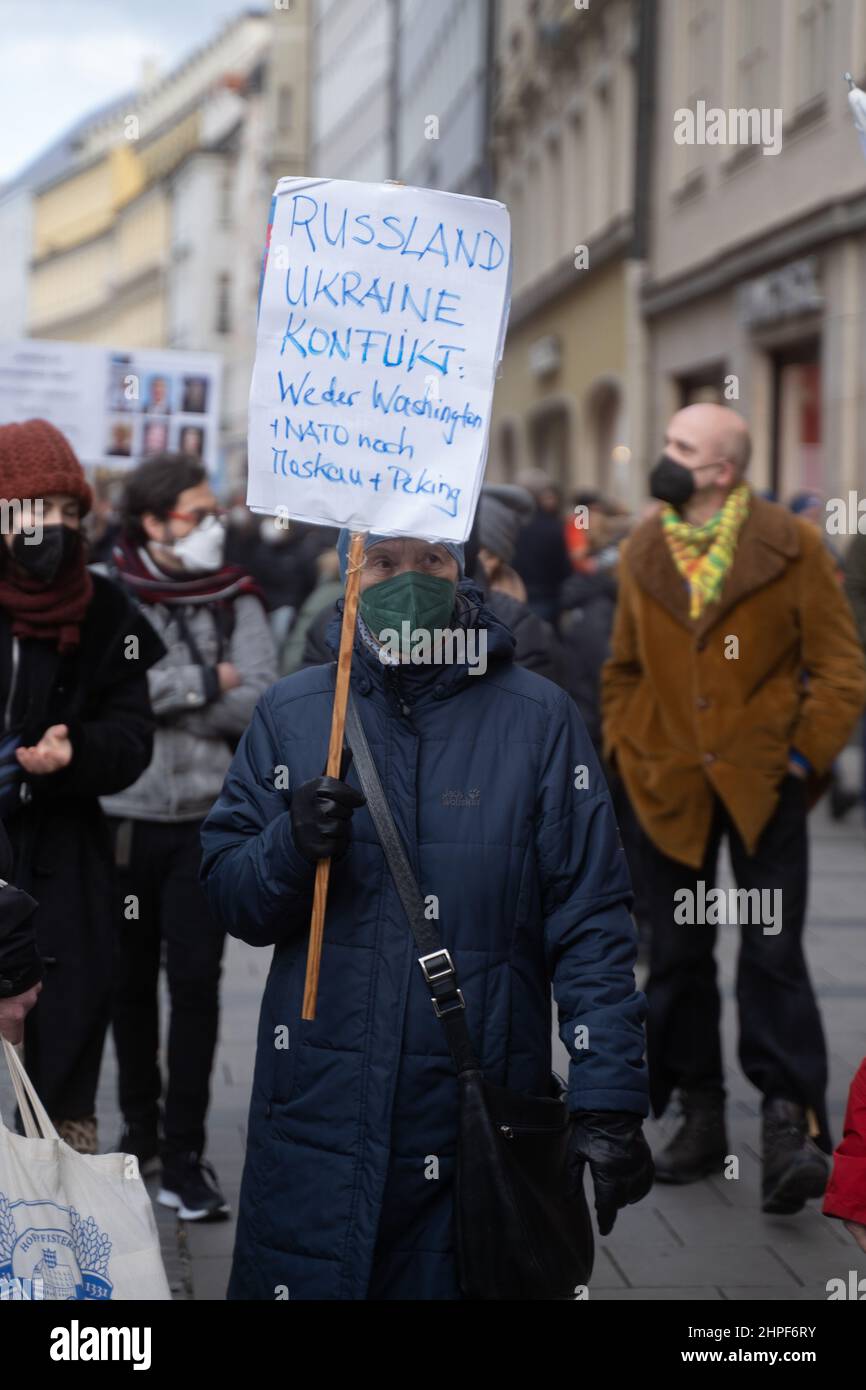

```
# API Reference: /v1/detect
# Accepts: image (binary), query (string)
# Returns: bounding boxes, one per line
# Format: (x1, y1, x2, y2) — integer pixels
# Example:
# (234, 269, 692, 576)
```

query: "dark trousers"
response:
(641, 774, 831, 1150)
(108, 817, 225, 1162)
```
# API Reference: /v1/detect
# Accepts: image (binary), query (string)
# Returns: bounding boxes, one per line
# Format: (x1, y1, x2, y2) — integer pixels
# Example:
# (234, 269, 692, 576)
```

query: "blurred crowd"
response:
(2, 409, 866, 1291)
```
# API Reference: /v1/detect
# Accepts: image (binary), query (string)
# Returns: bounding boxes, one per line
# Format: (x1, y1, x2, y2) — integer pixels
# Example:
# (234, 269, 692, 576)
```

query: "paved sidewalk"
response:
(4, 762, 865, 1301)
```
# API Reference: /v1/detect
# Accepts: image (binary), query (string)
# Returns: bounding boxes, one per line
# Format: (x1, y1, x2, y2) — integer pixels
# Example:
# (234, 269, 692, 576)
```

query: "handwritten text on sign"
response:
(247, 178, 511, 542)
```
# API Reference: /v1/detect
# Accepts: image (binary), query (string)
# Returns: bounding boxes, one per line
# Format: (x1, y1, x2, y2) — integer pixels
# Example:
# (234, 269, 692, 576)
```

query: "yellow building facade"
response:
(29, 126, 190, 348)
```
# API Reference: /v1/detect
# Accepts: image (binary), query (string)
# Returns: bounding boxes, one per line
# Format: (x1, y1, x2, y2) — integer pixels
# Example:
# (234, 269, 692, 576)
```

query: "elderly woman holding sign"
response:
(201, 526, 652, 1301)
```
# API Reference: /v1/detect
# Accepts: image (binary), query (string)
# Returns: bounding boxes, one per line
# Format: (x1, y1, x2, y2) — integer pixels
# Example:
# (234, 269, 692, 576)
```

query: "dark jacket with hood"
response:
(0, 571, 164, 1113)
(201, 582, 648, 1301)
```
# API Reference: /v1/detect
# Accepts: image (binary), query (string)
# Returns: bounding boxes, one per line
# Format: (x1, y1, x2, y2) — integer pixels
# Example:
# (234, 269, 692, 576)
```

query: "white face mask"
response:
(169, 515, 226, 572)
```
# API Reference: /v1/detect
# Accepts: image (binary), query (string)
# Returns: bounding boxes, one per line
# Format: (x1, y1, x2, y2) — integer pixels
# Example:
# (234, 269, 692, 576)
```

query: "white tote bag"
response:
(0, 1040, 171, 1301)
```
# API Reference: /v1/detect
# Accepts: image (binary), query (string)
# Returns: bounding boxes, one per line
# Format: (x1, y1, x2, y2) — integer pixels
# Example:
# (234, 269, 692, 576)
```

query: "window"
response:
(219, 166, 232, 227)
(796, 0, 832, 108)
(216, 273, 231, 334)
(677, 362, 728, 407)
(736, 0, 772, 110)
(682, 0, 716, 180)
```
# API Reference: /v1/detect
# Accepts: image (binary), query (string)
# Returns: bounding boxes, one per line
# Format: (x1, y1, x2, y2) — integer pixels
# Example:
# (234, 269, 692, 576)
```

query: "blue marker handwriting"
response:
(270, 448, 461, 517)
(277, 372, 360, 408)
(284, 267, 464, 327)
(270, 415, 415, 460)
(288, 195, 504, 273)
(371, 379, 483, 446)
(387, 465, 460, 517)
(280, 315, 465, 377)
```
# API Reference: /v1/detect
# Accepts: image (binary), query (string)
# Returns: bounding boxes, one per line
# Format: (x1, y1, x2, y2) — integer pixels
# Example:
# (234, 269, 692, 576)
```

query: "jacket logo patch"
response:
(440, 789, 481, 807)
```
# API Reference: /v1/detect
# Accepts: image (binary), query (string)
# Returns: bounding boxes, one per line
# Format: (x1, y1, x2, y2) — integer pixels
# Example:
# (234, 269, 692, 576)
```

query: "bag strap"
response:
(344, 695, 480, 1076)
(1, 1039, 60, 1140)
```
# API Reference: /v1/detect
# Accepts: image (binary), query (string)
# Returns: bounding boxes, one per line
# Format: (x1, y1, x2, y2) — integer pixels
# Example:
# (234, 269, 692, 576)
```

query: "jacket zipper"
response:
(385, 665, 412, 719)
(4, 636, 19, 732)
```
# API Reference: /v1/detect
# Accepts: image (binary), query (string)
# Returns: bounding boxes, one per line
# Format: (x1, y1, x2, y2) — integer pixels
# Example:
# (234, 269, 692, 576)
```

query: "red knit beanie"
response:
(0, 418, 92, 517)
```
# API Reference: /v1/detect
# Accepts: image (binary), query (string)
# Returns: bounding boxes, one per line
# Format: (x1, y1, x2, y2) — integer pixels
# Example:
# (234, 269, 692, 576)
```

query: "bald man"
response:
(602, 404, 866, 1214)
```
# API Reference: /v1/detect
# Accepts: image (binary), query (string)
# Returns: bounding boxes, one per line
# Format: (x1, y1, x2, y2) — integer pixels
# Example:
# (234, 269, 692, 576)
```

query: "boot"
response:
(761, 1097, 829, 1215)
(653, 1089, 728, 1184)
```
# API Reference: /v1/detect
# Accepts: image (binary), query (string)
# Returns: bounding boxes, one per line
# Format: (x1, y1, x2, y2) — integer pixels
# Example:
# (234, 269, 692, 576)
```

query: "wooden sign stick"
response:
(302, 530, 367, 1019)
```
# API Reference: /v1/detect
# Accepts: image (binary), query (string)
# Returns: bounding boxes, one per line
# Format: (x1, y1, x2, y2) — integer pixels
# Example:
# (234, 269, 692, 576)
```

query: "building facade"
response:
(311, 0, 493, 193)
(489, 0, 653, 507)
(11, 7, 313, 494)
(644, 0, 866, 502)
(396, 0, 493, 195)
(311, 0, 397, 180)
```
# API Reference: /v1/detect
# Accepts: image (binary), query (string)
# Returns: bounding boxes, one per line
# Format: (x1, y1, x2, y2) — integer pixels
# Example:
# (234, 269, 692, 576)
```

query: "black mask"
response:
(649, 455, 696, 508)
(11, 525, 82, 584)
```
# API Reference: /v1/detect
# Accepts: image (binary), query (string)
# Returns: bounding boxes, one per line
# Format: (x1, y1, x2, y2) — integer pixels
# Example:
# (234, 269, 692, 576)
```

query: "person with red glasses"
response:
(101, 453, 276, 1221)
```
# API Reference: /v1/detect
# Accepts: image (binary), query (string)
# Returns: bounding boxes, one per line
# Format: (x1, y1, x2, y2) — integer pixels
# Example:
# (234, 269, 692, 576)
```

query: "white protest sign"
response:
(247, 178, 511, 542)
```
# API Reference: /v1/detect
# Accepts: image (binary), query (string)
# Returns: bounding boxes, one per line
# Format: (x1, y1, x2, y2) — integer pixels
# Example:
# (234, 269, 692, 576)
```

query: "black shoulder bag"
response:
(344, 696, 594, 1301)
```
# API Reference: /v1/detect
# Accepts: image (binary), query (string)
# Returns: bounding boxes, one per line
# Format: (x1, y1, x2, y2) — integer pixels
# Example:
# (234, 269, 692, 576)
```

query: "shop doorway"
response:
(771, 339, 822, 502)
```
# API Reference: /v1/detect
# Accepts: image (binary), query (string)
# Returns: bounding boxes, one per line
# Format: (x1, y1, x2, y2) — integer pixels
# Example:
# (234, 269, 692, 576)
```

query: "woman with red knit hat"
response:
(0, 418, 164, 1151)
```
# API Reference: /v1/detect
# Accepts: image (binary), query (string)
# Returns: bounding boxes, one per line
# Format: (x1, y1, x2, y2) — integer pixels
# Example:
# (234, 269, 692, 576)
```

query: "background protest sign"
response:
(0, 338, 222, 477)
(247, 177, 512, 543)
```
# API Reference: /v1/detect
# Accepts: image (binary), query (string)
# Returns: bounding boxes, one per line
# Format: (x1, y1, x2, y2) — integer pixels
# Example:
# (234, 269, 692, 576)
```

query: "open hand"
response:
(16, 724, 73, 775)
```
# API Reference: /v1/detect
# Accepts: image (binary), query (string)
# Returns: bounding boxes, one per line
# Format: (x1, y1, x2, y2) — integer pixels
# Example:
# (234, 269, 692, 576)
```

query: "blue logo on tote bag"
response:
(0, 1193, 113, 1300)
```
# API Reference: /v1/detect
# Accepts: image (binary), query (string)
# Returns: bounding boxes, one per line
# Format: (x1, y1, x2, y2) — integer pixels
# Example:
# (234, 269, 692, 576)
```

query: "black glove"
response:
(289, 775, 366, 864)
(567, 1111, 654, 1236)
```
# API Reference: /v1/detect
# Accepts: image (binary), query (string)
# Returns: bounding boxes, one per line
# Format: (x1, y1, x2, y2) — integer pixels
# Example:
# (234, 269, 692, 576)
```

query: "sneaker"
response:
(761, 1097, 829, 1215)
(653, 1089, 728, 1185)
(158, 1154, 230, 1222)
(56, 1116, 98, 1154)
(117, 1122, 161, 1178)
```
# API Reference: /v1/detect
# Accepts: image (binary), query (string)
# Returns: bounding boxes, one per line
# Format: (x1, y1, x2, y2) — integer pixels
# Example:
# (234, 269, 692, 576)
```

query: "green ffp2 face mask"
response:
(359, 570, 457, 644)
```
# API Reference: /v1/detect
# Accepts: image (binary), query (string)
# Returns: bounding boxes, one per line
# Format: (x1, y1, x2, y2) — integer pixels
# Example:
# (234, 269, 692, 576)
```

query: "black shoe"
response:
(117, 1122, 161, 1178)
(653, 1090, 728, 1184)
(761, 1098, 829, 1215)
(158, 1154, 230, 1222)
(829, 786, 860, 821)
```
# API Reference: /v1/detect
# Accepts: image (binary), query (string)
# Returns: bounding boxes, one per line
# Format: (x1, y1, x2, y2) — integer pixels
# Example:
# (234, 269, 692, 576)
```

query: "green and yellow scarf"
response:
(661, 483, 751, 619)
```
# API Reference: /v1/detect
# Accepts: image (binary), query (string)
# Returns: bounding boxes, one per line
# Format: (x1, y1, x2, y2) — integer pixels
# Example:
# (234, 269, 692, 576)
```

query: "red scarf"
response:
(110, 535, 265, 609)
(0, 552, 93, 653)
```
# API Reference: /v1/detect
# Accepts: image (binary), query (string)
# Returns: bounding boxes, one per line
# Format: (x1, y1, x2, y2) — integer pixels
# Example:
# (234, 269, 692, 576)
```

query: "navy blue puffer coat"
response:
(200, 585, 648, 1300)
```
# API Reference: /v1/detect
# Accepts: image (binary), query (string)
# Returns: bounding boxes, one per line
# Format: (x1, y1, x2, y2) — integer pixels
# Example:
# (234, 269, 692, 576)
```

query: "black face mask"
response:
(649, 454, 697, 508)
(11, 525, 82, 584)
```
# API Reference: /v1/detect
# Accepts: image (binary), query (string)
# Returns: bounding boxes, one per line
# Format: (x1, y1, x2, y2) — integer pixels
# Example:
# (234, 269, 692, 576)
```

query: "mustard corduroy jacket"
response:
(601, 494, 866, 868)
